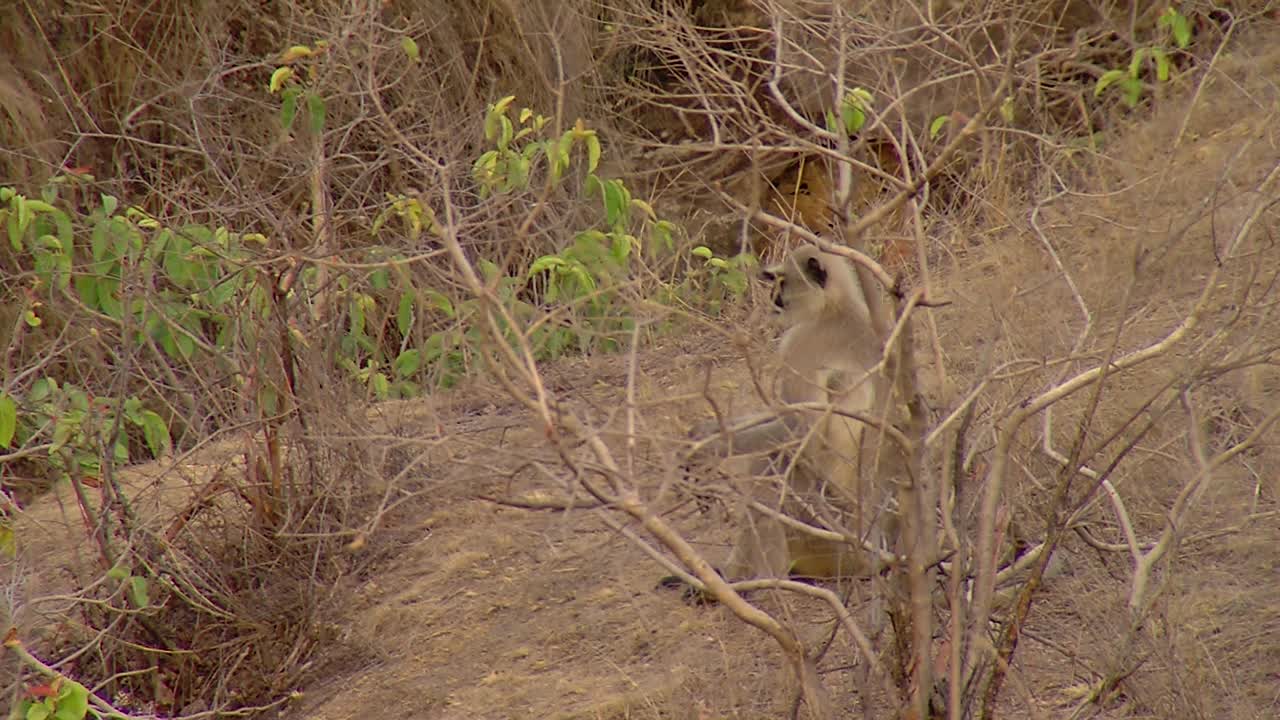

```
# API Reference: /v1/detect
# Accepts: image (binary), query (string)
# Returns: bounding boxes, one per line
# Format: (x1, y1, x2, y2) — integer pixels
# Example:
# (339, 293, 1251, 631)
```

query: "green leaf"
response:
(90, 218, 112, 263)
(258, 385, 279, 416)
(848, 87, 874, 106)
(929, 115, 950, 139)
(393, 349, 422, 377)
(611, 232, 638, 263)
(147, 227, 172, 262)
(1129, 48, 1148, 78)
(371, 372, 390, 399)
(1094, 69, 1128, 97)
(370, 207, 392, 237)
(269, 66, 295, 93)
(691, 245, 713, 260)
(348, 296, 366, 337)
(471, 150, 499, 186)
(1172, 14, 1191, 49)
(127, 576, 149, 609)
(505, 153, 529, 191)
(22, 199, 55, 214)
(574, 229, 608, 248)
(1160, 8, 1192, 49)
(53, 681, 89, 720)
(50, 417, 74, 454)
(651, 220, 676, 253)
(205, 274, 241, 307)
(0, 393, 15, 448)
(26, 699, 51, 720)
(630, 198, 656, 221)
(1122, 77, 1143, 108)
(29, 378, 54, 403)
(66, 387, 90, 413)
(175, 333, 196, 360)
(520, 141, 542, 164)
(569, 266, 595, 293)
(14, 197, 32, 240)
(33, 232, 62, 252)
(52, 209, 73, 249)
(999, 96, 1015, 124)
(840, 100, 865, 134)
(498, 115, 514, 151)
(139, 410, 171, 458)
(129, 206, 159, 230)
(280, 87, 300, 130)
(96, 278, 122, 320)
(555, 132, 573, 182)
(602, 179, 630, 228)
(401, 35, 420, 62)
(823, 110, 839, 135)
(492, 95, 516, 118)
(0, 524, 14, 559)
(483, 107, 501, 142)
(101, 193, 118, 216)
(585, 133, 601, 173)
(837, 88, 873, 134)
(484, 96, 516, 142)
(123, 396, 144, 425)
(424, 333, 446, 362)
(4, 210, 18, 252)
(54, 251, 73, 291)
(528, 256, 565, 276)
(425, 289, 454, 317)
(306, 92, 326, 134)
(1152, 48, 1170, 82)
(394, 291, 415, 336)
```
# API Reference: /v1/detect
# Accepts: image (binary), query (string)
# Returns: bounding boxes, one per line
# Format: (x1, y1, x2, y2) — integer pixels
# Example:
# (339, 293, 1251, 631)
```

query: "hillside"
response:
(3, 3, 1279, 720)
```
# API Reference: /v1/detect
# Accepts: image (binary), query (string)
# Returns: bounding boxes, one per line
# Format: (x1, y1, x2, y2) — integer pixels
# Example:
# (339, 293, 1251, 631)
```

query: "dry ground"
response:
(10, 24, 1280, 720)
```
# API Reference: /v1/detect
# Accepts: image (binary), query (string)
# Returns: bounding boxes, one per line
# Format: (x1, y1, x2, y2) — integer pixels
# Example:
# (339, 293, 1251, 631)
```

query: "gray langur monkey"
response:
(665, 245, 906, 594)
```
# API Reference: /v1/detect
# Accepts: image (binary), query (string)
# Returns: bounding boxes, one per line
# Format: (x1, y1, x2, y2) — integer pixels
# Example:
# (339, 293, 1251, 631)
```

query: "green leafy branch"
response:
(684, 246, 756, 315)
(5, 629, 123, 720)
(825, 87, 874, 136)
(0, 379, 171, 487)
(471, 96, 603, 195)
(268, 41, 330, 133)
(1095, 7, 1192, 108)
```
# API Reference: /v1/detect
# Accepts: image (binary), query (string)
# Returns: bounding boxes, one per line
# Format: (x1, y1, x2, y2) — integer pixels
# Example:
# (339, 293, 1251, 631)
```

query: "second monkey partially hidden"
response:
(671, 245, 906, 594)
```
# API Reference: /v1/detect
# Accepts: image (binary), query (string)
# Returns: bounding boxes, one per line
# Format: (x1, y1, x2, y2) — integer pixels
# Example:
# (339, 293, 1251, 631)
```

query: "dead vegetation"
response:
(2, 1, 1279, 719)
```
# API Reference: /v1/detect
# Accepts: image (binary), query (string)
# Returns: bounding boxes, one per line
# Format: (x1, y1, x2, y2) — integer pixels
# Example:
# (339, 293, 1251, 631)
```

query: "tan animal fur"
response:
(686, 245, 904, 585)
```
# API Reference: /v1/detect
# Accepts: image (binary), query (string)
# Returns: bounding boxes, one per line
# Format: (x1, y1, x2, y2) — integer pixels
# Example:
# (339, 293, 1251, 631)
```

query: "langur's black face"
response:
(762, 249, 834, 323)
(760, 266, 784, 311)
(800, 255, 828, 288)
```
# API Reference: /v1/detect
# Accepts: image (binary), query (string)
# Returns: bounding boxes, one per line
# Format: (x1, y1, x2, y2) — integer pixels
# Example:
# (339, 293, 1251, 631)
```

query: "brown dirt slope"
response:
(283, 32, 1280, 720)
